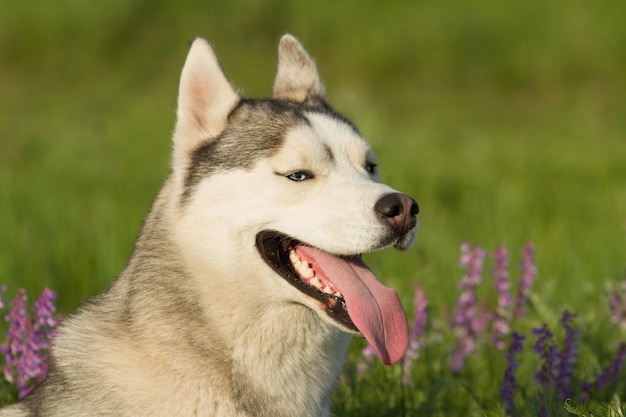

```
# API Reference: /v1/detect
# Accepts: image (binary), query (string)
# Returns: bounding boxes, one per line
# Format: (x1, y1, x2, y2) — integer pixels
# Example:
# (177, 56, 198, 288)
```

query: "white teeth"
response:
(310, 277, 322, 289)
(288, 248, 344, 299)
(290, 250, 315, 279)
(301, 267, 314, 279)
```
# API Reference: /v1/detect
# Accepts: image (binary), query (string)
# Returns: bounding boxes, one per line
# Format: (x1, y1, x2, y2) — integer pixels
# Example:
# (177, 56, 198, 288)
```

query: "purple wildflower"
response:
(608, 276, 626, 331)
(15, 331, 45, 399)
(500, 332, 525, 417)
(402, 284, 428, 385)
(513, 243, 537, 318)
(580, 342, 626, 403)
(491, 245, 512, 350)
(451, 243, 486, 372)
(2, 289, 31, 397)
(406, 285, 429, 359)
(533, 324, 558, 417)
(533, 324, 558, 388)
(31, 288, 59, 351)
(555, 310, 580, 400)
(0, 284, 6, 309)
(2, 288, 60, 399)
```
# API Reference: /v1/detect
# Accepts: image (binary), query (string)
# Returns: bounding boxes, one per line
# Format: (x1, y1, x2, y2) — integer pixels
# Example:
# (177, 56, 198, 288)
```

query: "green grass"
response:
(1, 0, 625, 415)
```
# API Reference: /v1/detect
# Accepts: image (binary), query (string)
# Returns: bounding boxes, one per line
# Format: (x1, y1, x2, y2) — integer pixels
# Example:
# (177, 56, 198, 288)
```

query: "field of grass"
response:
(1, 0, 625, 415)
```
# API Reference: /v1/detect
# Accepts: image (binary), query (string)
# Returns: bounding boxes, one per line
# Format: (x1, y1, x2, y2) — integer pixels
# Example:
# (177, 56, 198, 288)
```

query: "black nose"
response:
(374, 193, 419, 236)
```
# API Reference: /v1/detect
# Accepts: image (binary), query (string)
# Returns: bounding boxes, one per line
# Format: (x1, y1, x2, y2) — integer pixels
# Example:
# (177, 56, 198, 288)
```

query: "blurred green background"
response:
(1, 0, 625, 313)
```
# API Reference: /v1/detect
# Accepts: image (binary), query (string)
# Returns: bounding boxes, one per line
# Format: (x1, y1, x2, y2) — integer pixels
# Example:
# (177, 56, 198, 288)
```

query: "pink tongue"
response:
(296, 246, 408, 365)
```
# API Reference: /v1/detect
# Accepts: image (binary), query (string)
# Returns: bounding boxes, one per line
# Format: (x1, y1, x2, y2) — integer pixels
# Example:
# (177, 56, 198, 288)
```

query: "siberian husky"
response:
(1, 34, 418, 417)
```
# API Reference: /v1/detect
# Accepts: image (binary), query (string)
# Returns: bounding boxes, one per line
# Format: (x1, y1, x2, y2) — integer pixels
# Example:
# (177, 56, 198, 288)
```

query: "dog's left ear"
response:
(173, 38, 240, 167)
(272, 35, 325, 102)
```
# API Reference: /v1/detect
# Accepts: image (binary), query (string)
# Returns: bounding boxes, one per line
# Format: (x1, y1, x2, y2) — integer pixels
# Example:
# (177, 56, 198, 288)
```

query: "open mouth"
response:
(255, 230, 409, 365)
(255, 230, 357, 332)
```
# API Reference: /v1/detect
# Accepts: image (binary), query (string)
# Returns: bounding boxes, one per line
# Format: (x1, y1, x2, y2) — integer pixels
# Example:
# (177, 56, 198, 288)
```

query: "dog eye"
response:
(365, 161, 378, 175)
(287, 171, 314, 182)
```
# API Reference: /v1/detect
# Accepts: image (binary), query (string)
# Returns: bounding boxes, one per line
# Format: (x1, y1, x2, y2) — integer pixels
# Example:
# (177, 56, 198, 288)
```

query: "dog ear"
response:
(272, 35, 325, 102)
(173, 38, 240, 162)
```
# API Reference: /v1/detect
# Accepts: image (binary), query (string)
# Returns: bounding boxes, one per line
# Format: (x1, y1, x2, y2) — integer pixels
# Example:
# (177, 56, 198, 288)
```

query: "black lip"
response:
(255, 230, 357, 332)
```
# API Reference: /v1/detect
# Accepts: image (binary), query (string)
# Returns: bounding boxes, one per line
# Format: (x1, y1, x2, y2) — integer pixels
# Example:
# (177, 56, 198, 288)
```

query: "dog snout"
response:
(375, 193, 419, 236)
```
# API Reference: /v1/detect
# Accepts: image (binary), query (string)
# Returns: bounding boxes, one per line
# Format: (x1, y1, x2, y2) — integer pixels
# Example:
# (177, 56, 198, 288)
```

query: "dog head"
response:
(170, 35, 418, 365)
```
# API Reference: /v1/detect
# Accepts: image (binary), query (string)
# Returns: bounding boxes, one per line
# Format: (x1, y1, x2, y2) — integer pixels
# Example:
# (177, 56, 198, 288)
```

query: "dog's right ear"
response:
(173, 38, 240, 166)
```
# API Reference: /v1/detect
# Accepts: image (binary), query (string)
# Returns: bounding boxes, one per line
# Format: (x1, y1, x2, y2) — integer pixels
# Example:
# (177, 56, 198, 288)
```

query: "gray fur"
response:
(183, 99, 355, 201)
